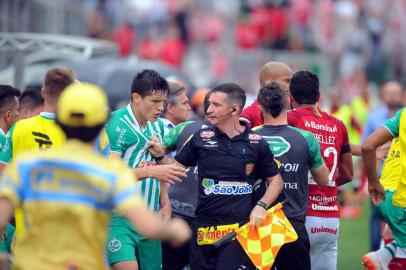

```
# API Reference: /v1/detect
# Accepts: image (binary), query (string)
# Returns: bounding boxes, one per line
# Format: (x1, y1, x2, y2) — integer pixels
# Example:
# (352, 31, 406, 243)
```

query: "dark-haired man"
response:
(287, 70, 353, 270)
(172, 83, 284, 270)
(18, 89, 44, 120)
(105, 69, 187, 270)
(253, 82, 328, 270)
(0, 83, 191, 270)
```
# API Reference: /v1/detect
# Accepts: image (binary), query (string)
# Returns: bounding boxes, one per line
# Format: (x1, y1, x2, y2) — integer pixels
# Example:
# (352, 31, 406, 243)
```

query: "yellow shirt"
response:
(0, 140, 141, 270)
(0, 113, 111, 235)
(380, 138, 400, 190)
(383, 107, 406, 206)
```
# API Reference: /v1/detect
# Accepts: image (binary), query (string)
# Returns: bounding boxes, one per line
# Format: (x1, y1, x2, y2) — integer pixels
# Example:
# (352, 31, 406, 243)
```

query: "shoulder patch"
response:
(200, 130, 215, 139)
(248, 133, 262, 141)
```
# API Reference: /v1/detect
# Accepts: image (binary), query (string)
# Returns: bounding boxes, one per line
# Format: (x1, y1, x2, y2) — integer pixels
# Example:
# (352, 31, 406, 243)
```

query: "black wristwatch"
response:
(153, 154, 166, 161)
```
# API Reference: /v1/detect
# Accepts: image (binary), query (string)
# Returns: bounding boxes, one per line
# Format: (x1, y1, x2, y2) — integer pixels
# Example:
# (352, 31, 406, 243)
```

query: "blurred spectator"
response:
(160, 23, 186, 68)
(112, 22, 136, 57)
(190, 87, 210, 120)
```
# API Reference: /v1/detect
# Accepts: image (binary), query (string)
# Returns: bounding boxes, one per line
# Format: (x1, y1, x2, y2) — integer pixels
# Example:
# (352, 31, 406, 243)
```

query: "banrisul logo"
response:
(202, 178, 252, 196)
(262, 136, 291, 157)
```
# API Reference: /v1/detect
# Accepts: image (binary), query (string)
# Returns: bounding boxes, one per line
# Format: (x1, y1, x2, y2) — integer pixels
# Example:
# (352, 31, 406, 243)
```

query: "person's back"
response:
(0, 113, 65, 164)
(7, 140, 137, 270)
(287, 70, 352, 270)
(288, 107, 349, 216)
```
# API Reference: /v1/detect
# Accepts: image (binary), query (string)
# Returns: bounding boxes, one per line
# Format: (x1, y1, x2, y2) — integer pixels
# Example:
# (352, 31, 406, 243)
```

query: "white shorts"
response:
(305, 216, 340, 270)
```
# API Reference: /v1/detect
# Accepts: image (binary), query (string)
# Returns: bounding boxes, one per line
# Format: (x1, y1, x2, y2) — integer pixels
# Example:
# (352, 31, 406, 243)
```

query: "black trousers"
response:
(272, 218, 311, 270)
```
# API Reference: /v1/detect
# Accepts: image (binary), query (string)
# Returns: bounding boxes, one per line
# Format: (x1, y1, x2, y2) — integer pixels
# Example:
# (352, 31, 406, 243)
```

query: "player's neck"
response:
(43, 101, 56, 113)
(0, 120, 7, 134)
(263, 114, 287, 126)
(216, 118, 245, 138)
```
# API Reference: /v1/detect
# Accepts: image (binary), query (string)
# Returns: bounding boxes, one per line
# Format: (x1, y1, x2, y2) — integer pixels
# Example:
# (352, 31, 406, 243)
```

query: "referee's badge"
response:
(245, 163, 255, 176)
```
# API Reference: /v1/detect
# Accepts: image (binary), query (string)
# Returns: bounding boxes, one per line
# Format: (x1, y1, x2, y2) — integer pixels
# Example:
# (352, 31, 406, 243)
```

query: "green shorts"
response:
(378, 190, 406, 248)
(107, 221, 162, 270)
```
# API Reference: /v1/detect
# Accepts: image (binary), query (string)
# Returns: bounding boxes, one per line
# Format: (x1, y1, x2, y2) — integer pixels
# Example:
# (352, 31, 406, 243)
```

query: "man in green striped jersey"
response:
(0, 85, 20, 267)
(106, 70, 187, 270)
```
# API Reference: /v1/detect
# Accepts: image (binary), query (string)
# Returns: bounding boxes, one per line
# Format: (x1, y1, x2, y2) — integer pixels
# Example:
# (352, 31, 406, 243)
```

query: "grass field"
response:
(338, 201, 371, 270)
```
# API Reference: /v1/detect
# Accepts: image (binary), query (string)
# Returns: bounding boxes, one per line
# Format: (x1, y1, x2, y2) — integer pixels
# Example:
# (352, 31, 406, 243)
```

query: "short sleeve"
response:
(174, 133, 198, 167)
(105, 117, 126, 155)
(0, 160, 22, 207)
(113, 166, 143, 214)
(383, 108, 404, 138)
(337, 120, 351, 154)
(305, 133, 324, 168)
(240, 105, 255, 125)
(164, 121, 192, 151)
(98, 129, 111, 158)
(257, 139, 283, 178)
(0, 126, 14, 165)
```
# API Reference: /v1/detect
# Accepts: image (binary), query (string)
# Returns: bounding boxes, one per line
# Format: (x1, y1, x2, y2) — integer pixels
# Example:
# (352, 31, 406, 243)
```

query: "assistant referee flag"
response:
(236, 203, 298, 270)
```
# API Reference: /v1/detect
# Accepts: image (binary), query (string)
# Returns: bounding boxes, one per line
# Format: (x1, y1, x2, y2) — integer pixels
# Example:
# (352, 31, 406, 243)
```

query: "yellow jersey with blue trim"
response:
(0, 140, 141, 270)
(0, 112, 65, 164)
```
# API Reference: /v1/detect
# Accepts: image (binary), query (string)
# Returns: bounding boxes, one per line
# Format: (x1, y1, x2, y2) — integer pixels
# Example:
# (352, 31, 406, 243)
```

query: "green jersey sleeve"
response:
(0, 125, 14, 164)
(290, 126, 324, 168)
(0, 224, 15, 253)
(163, 121, 193, 151)
(383, 107, 405, 138)
(105, 116, 126, 155)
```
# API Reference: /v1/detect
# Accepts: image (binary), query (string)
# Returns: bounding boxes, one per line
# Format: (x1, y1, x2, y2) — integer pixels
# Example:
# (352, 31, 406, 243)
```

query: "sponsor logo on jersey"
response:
(282, 163, 299, 172)
(248, 134, 262, 141)
(304, 121, 337, 132)
(262, 136, 290, 157)
(108, 238, 122, 252)
(309, 195, 337, 204)
(32, 132, 52, 149)
(200, 130, 215, 139)
(284, 182, 298, 189)
(245, 162, 255, 176)
(139, 160, 157, 168)
(202, 178, 253, 195)
(116, 127, 127, 145)
(310, 226, 338, 234)
(311, 203, 338, 211)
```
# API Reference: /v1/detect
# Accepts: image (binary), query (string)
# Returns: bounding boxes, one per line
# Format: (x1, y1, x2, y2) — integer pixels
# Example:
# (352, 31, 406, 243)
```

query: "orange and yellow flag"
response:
(236, 203, 298, 270)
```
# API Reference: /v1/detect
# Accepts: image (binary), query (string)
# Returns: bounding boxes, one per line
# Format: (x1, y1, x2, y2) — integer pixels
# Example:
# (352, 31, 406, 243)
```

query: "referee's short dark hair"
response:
(211, 83, 246, 112)
(0, 85, 20, 113)
(289, 70, 320, 105)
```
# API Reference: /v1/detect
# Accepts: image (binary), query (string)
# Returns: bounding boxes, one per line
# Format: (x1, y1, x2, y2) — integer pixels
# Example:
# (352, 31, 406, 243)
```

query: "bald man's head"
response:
(259, 62, 293, 90)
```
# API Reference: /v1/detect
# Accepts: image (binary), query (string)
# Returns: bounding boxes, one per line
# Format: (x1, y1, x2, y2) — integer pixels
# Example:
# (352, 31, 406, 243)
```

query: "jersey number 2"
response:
(324, 146, 338, 184)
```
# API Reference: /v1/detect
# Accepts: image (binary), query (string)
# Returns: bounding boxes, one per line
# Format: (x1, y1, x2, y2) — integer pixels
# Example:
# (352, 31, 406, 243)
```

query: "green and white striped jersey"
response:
(0, 128, 6, 152)
(106, 104, 165, 211)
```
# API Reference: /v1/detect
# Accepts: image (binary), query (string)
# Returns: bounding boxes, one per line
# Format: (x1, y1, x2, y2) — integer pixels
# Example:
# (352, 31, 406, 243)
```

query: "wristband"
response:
(256, 200, 269, 210)
(154, 154, 165, 161)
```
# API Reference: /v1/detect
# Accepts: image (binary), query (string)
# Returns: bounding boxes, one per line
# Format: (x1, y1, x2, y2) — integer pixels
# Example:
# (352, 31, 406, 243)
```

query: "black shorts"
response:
(189, 222, 255, 270)
(272, 218, 310, 270)
(162, 215, 194, 270)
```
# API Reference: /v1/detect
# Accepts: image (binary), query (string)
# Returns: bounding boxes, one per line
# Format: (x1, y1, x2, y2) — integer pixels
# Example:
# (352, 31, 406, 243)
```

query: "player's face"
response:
(170, 91, 191, 124)
(206, 92, 232, 126)
(134, 91, 167, 122)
